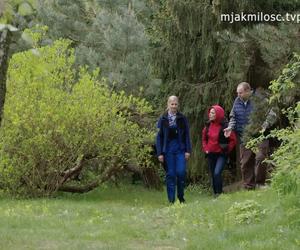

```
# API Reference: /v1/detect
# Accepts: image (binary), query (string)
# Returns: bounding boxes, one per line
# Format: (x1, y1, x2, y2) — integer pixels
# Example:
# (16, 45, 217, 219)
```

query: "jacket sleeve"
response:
(202, 127, 208, 152)
(184, 116, 192, 153)
(155, 117, 163, 156)
(262, 107, 279, 131)
(228, 130, 237, 153)
(228, 99, 237, 130)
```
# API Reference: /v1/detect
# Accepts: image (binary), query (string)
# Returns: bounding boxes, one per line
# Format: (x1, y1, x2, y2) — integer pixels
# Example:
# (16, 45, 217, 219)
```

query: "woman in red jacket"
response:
(202, 105, 237, 196)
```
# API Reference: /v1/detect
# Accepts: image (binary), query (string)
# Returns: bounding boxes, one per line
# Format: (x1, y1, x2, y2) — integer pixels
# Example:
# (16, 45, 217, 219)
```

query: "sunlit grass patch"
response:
(0, 184, 299, 249)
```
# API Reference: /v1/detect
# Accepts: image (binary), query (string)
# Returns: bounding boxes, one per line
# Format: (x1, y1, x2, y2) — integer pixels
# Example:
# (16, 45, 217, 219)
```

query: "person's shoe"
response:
(169, 200, 175, 205)
(256, 184, 268, 190)
(213, 193, 221, 199)
(244, 184, 255, 190)
(179, 198, 185, 204)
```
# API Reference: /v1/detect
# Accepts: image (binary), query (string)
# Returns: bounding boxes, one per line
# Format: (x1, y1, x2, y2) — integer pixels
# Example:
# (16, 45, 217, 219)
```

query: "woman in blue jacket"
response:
(156, 96, 192, 203)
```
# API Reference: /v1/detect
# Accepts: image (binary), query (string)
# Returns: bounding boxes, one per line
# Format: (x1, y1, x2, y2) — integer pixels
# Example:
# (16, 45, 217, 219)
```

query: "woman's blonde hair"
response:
(166, 95, 179, 111)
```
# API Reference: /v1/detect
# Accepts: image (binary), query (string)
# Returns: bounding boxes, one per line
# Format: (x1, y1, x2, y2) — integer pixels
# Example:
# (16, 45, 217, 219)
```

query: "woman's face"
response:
(168, 99, 178, 113)
(209, 108, 216, 121)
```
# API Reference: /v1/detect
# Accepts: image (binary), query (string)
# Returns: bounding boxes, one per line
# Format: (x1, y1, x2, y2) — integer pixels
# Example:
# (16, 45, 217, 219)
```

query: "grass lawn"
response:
(0, 184, 299, 250)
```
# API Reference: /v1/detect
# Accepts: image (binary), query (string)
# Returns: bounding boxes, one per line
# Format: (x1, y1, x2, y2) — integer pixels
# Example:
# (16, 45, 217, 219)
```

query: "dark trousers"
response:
(165, 151, 186, 203)
(240, 144, 256, 189)
(207, 153, 227, 194)
(255, 139, 270, 185)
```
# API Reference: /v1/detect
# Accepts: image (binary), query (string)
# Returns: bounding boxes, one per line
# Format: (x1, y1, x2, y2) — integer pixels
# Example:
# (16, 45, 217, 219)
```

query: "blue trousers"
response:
(207, 153, 227, 194)
(165, 151, 186, 203)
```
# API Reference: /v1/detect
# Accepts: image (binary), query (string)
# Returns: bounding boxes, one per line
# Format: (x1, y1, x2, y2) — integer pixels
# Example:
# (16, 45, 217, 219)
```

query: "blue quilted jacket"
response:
(228, 97, 253, 139)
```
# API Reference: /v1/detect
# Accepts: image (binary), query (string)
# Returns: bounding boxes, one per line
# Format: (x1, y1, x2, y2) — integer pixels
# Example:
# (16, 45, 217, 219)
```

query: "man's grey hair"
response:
(238, 82, 251, 91)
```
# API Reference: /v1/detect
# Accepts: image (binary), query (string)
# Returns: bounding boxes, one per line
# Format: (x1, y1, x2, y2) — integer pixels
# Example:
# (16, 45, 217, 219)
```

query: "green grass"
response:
(0, 184, 299, 250)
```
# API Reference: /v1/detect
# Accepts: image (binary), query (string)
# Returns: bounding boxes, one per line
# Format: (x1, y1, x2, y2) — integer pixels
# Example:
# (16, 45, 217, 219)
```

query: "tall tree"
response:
(0, 0, 38, 124)
(148, 0, 300, 183)
(37, 0, 158, 96)
(0, 26, 12, 124)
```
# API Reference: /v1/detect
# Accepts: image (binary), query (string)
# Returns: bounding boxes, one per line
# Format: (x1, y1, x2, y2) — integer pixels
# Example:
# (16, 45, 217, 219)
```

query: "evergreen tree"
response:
(37, 0, 157, 96)
(148, 0, 300, 183)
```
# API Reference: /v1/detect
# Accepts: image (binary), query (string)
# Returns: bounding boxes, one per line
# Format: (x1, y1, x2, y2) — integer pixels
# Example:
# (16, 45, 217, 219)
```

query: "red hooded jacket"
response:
(202, 105, 237, 153)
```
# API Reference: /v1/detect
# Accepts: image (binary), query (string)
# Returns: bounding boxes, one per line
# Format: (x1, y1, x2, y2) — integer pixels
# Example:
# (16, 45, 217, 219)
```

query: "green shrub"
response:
(268, 53, 300, 197)
(226, 200, 266, 224)
(0, 39, 155, 197)
(246, 53, 300, 197)
(270, 105, 300, 196)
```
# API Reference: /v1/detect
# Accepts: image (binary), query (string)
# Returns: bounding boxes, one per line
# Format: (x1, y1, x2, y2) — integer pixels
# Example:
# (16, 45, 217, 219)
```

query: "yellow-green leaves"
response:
(0, 39, 155, 197)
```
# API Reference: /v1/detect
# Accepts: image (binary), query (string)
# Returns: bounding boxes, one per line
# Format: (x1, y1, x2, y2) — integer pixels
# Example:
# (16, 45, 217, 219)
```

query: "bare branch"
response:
(59, 155, 85, 187)
(58, 161, 120, 193)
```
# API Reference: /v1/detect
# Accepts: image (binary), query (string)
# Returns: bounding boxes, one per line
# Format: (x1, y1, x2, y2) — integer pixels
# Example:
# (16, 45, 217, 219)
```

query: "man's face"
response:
(237, 86, 250, 101)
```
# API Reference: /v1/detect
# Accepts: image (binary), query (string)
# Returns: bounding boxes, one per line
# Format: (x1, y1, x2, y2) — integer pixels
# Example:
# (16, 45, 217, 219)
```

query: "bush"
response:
(245, 53, 300, 197)
(226, 200, 266, 224)
(268, 53, 300, 197)
(0, 39, 156, 197)
(270, 105, 300, 196)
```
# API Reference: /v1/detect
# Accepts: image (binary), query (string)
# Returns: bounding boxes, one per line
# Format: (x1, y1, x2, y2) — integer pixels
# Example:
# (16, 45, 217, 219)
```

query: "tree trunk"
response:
(0, 1, 5, 17)
(0, 28, 11, 125)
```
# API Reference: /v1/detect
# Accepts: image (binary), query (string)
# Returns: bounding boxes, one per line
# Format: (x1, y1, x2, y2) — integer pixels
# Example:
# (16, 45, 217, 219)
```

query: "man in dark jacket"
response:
(224, 82, 256, 189)
(242, 87, 279, 188)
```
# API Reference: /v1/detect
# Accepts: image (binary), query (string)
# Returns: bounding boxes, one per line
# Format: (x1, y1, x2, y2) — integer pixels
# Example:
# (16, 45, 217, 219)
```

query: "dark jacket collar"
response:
(162, 111, 184, 119)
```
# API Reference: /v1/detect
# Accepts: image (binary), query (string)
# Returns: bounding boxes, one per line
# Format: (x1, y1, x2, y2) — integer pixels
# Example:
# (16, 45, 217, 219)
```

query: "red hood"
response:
(208, 105, 225, 123)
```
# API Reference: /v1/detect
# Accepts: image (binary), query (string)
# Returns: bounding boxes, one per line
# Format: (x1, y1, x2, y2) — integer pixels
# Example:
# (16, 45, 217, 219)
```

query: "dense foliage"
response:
(271, 108, 300, 196)
(37, 0, 158, 96)
(0, 39, 157, 197)
(267, 54, 300, 197)
(245, 53, 300, 197)
(147, 0, 300, 182)
(1, 0, 299, 194)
